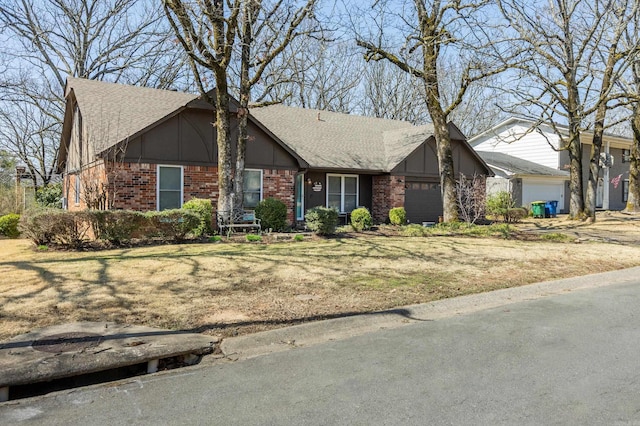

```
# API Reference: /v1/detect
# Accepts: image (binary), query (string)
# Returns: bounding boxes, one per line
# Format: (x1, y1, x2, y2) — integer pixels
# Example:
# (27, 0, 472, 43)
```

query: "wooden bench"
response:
(216, 210, 261, 233)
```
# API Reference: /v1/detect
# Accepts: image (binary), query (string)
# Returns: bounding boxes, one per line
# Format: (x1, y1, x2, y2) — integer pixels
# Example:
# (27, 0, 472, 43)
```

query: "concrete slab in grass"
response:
(0, 322, 217, 401)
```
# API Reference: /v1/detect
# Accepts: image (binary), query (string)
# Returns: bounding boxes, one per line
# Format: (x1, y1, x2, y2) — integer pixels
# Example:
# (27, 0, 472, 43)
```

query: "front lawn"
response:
(3, 221, 640, 341)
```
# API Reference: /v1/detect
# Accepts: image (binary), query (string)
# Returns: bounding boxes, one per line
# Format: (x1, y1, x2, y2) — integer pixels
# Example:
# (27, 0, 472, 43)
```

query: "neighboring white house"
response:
(469, 117, 634, 212)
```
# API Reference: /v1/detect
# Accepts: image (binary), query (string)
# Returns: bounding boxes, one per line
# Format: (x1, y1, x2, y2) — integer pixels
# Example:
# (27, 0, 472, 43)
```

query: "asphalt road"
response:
(3, 277, 640, 425)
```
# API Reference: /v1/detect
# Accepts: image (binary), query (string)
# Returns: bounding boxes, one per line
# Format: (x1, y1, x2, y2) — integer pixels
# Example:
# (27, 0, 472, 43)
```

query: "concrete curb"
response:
(219, 267, 640, 361)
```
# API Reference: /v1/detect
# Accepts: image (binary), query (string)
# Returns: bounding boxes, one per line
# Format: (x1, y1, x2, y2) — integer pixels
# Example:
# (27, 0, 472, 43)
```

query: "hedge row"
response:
(19, 209, 201, 248)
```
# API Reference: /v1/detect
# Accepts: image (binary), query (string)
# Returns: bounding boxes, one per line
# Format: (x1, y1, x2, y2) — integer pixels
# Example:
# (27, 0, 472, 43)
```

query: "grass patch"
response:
(401, 223, 516, 238)
(539, 232, 572, 242)
(1, 213, 640, 342)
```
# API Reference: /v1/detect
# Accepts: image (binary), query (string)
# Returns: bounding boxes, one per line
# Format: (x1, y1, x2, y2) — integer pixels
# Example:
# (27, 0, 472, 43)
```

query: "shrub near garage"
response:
(389, 207, 407, 225)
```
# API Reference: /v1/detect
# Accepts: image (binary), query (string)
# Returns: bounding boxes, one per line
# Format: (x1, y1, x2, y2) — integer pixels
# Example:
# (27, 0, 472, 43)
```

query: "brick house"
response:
(58, 78, 492, 225)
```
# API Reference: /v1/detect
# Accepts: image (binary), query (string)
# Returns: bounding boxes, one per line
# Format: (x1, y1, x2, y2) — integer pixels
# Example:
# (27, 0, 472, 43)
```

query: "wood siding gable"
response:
(123, 108, 300, 169)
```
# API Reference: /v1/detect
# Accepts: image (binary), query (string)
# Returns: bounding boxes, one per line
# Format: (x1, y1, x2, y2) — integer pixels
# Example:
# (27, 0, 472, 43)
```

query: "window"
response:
(74, 174, 81, 205)
(243, 169, 263, 208)
(623, 149, 631, 163)
(623, 179, 629, 203)
(157, 165, 183, 210)
(295, 173, 305, 220)
(327, 174, 358, 213)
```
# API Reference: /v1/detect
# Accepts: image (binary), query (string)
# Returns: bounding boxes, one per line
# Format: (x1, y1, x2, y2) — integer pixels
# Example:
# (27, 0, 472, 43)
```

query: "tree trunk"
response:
(567, 129, 584, 219)
(584, 130, 602, 221)
(626, 108, 640, 212)
(214, 71, 234, 217)
(422, 40, 457, 222)
(233, 1, 255, 213)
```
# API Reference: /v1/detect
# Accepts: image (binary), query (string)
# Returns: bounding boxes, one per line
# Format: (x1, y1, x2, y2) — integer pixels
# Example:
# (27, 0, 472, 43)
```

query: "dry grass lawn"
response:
(2, 211, 640, 341)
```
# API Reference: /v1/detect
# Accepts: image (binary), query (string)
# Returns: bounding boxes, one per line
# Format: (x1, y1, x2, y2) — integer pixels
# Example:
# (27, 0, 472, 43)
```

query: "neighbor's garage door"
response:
(404, 180, 442, 224)
(522, 181, 565, 212)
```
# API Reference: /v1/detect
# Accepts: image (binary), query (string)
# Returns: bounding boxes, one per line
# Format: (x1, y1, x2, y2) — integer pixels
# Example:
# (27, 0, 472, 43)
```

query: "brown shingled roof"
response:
(250, 104, 433, 171)
(65, 77, 198, 153)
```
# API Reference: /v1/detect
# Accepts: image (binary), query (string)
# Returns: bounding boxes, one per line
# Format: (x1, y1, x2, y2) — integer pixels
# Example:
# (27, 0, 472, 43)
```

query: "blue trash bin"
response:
(545, 201, 558, 218)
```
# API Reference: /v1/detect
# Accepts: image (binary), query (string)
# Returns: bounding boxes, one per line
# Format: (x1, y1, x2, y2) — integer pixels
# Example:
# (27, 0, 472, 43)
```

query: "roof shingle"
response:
(250, 105, 427, 171)
(66, 77, 198, 152)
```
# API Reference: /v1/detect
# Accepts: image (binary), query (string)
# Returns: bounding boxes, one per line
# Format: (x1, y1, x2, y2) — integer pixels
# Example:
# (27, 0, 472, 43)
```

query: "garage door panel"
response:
(522, 182, 564, 211)
(404, 181, 442, 223)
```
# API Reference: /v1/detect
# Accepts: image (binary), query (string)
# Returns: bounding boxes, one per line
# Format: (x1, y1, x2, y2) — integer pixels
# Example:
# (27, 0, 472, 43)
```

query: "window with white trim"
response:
(74, 174, 81, 205)
(243, 169, 263, 208)
(295, 173, 305, 220)
(623, 179, 629, 203)
(623, 149, 631, 163)
(157, 165, 183, 210)
(327, 174, 358, 213)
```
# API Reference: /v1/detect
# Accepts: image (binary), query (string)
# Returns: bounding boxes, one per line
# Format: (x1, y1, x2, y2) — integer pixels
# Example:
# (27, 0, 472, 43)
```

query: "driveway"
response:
(518, 211, 640, 245)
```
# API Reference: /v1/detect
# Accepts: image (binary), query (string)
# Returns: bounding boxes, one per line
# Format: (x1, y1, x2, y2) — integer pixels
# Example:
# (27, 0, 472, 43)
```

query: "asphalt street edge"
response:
(217, 266, 640, 361)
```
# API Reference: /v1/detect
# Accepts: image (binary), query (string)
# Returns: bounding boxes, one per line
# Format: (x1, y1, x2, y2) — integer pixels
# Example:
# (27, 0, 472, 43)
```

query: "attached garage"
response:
(522, 180, 565, 212)
(404, 180, 442, 224)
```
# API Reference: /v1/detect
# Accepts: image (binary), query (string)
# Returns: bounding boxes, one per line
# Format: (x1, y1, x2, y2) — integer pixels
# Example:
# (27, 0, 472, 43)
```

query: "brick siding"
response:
(263, 169, 296, 223)
(372, 175, 406, 223)
(68, 162, 296, 225)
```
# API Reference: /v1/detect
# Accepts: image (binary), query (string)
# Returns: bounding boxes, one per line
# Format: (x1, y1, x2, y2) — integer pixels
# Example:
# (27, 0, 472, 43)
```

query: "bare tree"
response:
(360, 59, 430, 123)
(0, 0, 189, 189)
(355, 0, 510, 222)
(164, 0, 319, 216)
(253, 38, 361, 113)
(497, 0, 638, 220)
(456, 173, 486, 224)
(624, 61, 640, 212)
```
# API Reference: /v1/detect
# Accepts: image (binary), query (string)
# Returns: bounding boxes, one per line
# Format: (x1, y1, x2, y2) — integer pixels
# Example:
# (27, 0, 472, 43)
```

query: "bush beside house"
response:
(255, 198, 287, 232)
(305, 207, 338, 235)
(350, 207, 372, 231)
(389, 207, 407, 225)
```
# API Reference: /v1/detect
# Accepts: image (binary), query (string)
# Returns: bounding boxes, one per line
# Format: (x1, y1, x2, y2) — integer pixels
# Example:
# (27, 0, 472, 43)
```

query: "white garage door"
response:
(522, 181, 565, 212)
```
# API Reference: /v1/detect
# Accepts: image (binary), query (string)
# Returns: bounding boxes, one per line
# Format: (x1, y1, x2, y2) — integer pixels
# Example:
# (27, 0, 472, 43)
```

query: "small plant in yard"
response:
(389, 207, 406, 225)
(37, 245, 48, 251)
(505, 207, 528, 223)
(456, 174, 486, 224)
(401, 224, 428, 237)
(350, 207, 372, 231)
(255, 198, 288, 232)
(209, 235, 223, 243)
(293, 234, 304, 242)
(246, 234, 262, 242)
(540, 232, 571, 242)
(0, 213, 20, 238)
(305, 207, 338, 235)
(486, 191, 516, 222)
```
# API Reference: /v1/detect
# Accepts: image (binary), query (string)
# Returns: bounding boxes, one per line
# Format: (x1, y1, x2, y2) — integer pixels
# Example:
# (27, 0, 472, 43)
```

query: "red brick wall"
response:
(94, 162, 296, 224)
(263, 169, 296, 223)
(372, 175, 405, 223)
(65, 162, 108, 211)
(111, 163, 157, 210)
